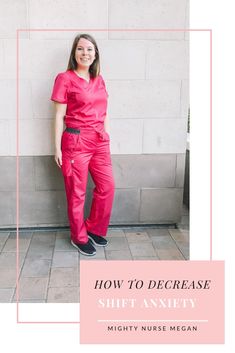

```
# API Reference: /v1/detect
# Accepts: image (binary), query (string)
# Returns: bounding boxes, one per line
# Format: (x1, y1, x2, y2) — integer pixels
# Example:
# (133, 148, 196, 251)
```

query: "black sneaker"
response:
(71, 239, 96, 256)
(87, 231, 108, 247)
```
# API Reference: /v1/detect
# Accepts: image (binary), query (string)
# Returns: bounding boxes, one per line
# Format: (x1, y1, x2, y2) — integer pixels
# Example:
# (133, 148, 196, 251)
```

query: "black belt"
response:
(65, 127, 80, 134)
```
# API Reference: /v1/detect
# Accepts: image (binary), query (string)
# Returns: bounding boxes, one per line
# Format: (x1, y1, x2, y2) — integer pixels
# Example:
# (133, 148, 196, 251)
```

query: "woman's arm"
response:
(104, 115, 110, 135)
(54, 102, 67, 168)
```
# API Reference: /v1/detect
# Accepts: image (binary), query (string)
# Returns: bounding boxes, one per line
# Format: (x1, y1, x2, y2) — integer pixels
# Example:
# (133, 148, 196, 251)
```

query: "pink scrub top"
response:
(50, 70, 109, 130)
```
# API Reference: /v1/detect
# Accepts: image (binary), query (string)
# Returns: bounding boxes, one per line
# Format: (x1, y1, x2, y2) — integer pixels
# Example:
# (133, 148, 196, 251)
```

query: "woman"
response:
(51, 33, 115, 256)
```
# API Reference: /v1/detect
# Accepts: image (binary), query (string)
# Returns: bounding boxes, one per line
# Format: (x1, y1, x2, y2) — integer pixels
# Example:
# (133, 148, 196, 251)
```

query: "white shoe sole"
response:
(71, 240, 96, 256)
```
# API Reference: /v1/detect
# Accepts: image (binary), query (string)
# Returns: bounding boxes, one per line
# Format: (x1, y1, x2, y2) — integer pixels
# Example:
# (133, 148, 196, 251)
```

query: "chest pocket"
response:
(69, 91, 81, 100)
(68, 91, 91, 106)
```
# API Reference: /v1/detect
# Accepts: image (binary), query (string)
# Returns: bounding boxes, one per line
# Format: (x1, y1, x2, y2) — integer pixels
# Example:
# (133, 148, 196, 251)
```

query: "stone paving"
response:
(0, 207, 189, 303)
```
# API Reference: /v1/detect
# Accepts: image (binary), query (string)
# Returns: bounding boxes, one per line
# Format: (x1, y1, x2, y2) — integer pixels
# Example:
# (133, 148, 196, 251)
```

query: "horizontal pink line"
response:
(16, 28, 212, 32)
(97, 319, 208, 323)
(17, 321, 80, 324)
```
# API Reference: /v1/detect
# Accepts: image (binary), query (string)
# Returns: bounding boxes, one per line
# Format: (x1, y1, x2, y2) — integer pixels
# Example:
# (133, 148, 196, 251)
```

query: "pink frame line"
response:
(16, 28, 212, 324)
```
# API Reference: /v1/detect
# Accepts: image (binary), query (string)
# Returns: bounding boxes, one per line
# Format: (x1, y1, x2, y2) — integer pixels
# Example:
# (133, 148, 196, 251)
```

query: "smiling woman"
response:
(67, 33, 100, 80)
(50, 33, 115, 257)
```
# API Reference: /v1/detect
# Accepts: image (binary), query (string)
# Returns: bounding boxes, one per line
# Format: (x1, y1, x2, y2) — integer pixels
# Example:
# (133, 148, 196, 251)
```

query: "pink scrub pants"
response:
(61, 126, 115, 244)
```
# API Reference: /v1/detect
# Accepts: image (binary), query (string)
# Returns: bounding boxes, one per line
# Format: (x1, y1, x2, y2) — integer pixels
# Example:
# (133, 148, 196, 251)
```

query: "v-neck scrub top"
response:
(50, 70, 109, 130)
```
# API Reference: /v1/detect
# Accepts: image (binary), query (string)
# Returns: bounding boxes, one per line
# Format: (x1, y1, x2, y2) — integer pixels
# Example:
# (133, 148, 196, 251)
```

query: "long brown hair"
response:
(67, 33, 100, 78)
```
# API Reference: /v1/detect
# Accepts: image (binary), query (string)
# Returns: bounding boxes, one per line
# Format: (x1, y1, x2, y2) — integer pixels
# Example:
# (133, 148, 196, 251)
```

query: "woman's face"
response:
(75, 38, 96, 70)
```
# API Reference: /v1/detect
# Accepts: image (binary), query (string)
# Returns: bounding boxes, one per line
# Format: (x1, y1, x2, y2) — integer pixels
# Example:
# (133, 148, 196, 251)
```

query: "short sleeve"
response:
(50, 73, 69, 104)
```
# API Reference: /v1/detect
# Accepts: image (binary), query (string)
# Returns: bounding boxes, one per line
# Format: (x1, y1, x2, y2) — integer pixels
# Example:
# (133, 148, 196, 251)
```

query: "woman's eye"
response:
(77, 48, 93, 51)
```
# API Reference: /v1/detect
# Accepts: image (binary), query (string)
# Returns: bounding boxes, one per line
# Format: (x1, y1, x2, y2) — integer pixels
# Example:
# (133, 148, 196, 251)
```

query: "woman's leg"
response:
(85, 140, 115, 237)
(61, 131, 91, 244)
(62, 158, 90, 244)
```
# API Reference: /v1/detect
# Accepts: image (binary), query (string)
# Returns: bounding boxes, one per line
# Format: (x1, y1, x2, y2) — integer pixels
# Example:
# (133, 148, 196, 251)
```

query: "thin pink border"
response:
(16, 28, 212, 324)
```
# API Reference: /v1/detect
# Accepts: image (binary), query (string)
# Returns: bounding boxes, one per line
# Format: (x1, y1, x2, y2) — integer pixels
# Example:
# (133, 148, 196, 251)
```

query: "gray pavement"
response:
(0, 206, 189, 303)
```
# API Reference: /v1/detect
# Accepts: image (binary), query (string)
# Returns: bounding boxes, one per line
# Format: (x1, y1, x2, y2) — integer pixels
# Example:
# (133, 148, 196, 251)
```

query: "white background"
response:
(1, 0, 234, 351)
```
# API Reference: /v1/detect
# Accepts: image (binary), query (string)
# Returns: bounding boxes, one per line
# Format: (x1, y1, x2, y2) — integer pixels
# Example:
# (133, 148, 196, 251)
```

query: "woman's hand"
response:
(55, 150, 62, 168)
